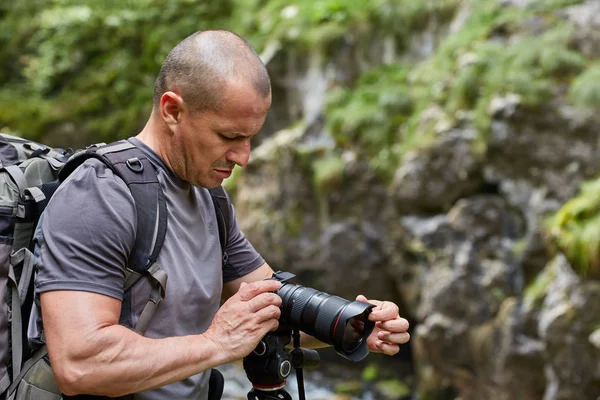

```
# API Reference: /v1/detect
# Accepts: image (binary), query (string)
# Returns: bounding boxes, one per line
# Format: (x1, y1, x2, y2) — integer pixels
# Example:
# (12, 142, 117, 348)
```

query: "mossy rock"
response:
(334, 380, 363, 396)
(374, 379, 412, 399)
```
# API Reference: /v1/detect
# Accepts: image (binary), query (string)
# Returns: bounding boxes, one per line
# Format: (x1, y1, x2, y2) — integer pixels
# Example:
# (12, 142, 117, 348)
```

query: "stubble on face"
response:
(170, 80, 271, 187)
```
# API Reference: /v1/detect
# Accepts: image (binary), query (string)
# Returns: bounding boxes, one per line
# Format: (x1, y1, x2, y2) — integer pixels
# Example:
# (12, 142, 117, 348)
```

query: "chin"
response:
(195, 178, 223, 189)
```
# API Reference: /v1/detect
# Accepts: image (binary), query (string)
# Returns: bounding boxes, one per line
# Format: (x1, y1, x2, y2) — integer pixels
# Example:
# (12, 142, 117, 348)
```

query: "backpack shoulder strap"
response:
(208, 186, 230, 256)
(60, 141, 169, 334)
(60, 141, 168, 273)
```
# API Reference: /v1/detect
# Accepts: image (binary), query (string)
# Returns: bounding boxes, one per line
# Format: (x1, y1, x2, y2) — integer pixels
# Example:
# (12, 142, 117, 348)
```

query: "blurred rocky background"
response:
(3, 0, 600, 399)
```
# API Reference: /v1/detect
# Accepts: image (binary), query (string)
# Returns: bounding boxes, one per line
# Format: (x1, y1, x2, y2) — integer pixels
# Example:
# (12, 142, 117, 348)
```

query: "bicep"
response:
(41, 290, 122, 361)
(222, 262, 274, 300)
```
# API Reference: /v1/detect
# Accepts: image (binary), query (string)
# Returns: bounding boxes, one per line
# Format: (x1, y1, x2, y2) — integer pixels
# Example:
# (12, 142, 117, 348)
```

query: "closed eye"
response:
(219, 133, 237, 141)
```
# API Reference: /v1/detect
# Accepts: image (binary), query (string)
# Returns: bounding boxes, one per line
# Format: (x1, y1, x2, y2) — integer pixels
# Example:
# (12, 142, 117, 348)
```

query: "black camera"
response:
(272, 271, 375, 361)
(243, 271, 376, 400)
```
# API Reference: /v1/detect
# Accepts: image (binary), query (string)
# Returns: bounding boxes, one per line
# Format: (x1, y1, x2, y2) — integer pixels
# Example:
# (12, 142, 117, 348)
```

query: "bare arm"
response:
(42, 279, 283, 397)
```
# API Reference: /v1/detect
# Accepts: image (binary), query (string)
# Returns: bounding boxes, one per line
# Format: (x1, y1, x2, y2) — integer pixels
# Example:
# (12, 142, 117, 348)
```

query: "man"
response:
(30, 30, 410, 399)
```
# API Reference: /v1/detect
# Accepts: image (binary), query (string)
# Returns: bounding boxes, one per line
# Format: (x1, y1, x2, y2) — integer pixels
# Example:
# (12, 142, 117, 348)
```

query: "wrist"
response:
(197, 331, 230, 367)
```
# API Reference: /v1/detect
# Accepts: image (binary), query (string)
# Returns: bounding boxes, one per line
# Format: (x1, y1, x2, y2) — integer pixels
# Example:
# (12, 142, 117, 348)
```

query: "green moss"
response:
(491, 287, 507, 302)
(569, 63, 600, 110)
(326, 64, 413, 180)
(546, 179, 600, 277)
(282, 202, 305, 237)
(323, 0, 589, 182)
(375, 379, 412, 399)
(362, 363, 379, 382)
(334, 380, 363, 395)
(526, 0, 586, 11)
(311, 153, 346, 191)
(413, 7, 585, 139)
(512, 237, 529, 258)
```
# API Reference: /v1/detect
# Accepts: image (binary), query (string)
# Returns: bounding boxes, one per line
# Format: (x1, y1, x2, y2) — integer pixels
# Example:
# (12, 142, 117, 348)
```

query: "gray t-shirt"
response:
(28, 138, 265, 399)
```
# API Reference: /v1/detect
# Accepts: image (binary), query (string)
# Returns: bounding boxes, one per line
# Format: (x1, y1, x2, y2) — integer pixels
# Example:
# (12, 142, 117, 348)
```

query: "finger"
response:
(378, 331, 410, 345)
(357, 294, 382, 307)
(238, 280, 282, 301)
(379, 341, 400, 356)
(379, 318, 410, 333)
(248, 292, 282, 312)
(254, 304, 281, 322)
(267, 318, 280, 332)
(368, 301, 399, 321)
(356, 294, 373, 303)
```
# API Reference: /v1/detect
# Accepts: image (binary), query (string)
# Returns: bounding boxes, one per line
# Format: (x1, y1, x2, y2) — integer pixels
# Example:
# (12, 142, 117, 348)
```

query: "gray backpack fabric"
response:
(0, 134, 230, 400)
(0, 133, 70, 400)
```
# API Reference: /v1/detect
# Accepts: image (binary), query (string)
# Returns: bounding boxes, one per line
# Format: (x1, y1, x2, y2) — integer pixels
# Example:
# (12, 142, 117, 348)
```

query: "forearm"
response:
(51, 325, 224, 397)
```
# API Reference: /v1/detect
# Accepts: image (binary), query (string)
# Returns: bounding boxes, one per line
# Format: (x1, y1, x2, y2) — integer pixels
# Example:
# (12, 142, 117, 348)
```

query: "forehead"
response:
(204, 81, 270, 133)
(218, 79, 271, 117)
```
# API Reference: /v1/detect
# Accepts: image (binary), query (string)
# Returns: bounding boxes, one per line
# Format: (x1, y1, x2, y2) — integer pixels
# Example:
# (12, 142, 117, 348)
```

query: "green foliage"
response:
(526, 0, 586, 11)
(546, 179, 600, 277)
(326, 64, 413, 179)
(0, 0, 593, 172)
(0, 0, 233, 147)
(412, 1, 585, 138)
(569, 63, 600, 110)
(232, 0, 462, 51)
(323, 0, 589, 181)
(523, 264, 555, 306)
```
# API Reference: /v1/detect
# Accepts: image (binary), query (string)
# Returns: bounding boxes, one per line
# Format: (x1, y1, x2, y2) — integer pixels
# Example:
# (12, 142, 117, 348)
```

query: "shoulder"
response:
(47, 157, 136, 224)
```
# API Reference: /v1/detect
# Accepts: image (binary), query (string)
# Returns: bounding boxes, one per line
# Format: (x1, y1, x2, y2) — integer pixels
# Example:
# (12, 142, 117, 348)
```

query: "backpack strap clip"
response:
(134, 263, 168, 334)
(126, 157, 144, 173)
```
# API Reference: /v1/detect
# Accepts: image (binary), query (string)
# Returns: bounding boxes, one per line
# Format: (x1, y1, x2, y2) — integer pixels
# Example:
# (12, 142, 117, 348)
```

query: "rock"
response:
(390, 128, 484, 214)
(486, 105, 600, 202)
(537, 256, 600, 399)
(560, 0, 600, 58)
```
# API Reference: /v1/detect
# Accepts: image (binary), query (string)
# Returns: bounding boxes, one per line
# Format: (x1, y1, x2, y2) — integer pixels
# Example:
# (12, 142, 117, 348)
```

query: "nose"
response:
(226, 139, 251, 167)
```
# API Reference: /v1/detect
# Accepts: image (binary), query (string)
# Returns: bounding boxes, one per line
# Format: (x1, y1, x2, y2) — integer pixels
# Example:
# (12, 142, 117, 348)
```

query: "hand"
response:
(204, 280, 283, 363)
(357, 295, 410, 356)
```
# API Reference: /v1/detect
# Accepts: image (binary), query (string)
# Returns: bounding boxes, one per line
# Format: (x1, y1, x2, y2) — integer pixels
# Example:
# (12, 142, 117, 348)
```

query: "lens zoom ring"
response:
(290, 289, 312, 323)
(315, 308, 335, 341)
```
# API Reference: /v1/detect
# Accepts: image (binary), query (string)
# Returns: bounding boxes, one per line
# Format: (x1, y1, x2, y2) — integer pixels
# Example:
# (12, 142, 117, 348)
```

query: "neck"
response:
(136, 111, 173, 171)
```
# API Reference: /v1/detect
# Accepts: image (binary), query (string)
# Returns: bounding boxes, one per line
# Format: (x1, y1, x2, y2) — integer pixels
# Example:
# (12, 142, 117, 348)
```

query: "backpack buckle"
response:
(126, 157, 144, 172)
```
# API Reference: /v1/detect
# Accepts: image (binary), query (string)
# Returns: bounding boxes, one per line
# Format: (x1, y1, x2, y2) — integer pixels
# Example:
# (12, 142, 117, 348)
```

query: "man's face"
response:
(171, 80, 271, 188)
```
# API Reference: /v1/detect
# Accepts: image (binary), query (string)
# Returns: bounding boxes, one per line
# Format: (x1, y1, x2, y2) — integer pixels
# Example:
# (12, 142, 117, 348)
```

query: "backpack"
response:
(0, 134, 230, 400)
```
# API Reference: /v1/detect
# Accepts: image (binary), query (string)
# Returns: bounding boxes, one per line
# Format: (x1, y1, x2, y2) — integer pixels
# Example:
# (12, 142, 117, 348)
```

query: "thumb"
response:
(356, 294, 368, 302)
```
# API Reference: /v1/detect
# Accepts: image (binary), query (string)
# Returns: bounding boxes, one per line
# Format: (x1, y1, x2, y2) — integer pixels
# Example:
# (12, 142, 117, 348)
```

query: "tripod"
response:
(244, 326, 319, 400)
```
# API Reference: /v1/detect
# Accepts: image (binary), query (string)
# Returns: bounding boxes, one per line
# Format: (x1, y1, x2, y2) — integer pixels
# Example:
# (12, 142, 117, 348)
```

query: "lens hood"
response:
(331, 300, 375, 361)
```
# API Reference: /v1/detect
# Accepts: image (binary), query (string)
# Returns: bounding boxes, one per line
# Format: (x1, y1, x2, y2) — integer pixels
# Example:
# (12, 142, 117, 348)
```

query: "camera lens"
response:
(342, 309, 370, 352)
(277, 283, 375, 361)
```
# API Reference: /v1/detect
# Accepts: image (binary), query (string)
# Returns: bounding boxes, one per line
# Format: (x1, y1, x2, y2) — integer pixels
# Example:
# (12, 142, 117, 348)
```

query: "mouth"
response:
(214, 169, 232, 179)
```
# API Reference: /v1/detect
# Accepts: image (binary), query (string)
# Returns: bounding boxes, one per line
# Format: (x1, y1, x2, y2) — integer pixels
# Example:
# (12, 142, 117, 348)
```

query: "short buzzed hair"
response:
(153, 30, 271, 113)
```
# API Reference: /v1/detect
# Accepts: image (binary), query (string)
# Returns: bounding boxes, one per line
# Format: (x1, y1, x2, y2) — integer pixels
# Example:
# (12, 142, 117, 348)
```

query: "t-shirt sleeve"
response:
(221, 193, 265, 283)
(34, 159, 136, 300)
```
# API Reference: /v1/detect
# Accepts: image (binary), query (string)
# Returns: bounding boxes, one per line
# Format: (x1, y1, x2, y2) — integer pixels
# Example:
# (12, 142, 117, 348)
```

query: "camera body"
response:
(243, 271, 376, 398)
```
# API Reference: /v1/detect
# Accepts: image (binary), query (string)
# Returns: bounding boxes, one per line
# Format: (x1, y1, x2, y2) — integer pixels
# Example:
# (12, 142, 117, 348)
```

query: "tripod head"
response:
(243, 324, 319, 400)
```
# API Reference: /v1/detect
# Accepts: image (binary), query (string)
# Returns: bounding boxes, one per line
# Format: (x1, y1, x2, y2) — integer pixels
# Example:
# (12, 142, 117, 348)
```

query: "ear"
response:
(159, 91, 186, 128)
